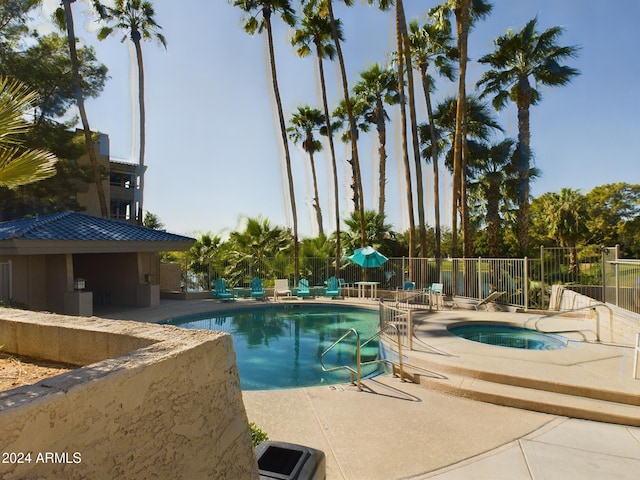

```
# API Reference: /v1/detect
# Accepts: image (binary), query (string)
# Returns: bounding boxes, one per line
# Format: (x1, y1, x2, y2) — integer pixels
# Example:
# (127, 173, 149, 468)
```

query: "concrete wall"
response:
(0, 309, 259, 479)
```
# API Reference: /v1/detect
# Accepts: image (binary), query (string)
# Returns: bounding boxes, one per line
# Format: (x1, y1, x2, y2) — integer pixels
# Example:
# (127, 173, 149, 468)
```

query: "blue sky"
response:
(37, 0, 640, 238)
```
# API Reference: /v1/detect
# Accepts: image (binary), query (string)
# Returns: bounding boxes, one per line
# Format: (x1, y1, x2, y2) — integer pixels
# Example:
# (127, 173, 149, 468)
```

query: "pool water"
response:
(167, 305, 381, 390)
(448, 323, 568, 350)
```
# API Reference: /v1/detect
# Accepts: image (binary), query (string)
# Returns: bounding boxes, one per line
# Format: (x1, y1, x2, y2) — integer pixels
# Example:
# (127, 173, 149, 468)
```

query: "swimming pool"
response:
(167, 305, 381, 390)
(448, 323, 568, 350)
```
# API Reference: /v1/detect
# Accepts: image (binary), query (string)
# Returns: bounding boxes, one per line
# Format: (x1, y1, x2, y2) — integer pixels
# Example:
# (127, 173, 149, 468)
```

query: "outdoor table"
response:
(233, 287, 249, 299)
(355, 281, 379, 299)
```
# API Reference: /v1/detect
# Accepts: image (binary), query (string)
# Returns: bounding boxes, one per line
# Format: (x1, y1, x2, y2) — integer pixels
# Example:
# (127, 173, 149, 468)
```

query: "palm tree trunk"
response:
(452, 0, 470, 267)
(517, 81, 532, 256)
(375, 98, 387, 218)
(62, 0, 108, 218)
(265, 10, 299, 280)
(308, 148, 324, 236)
(399, 0, 426, 259)
(420, 65, 442, 262)
(133, 35, 145, 225)
(327, 1, 365, 248)
(395, 0, 415, 277)
(316, 53, 341, 278)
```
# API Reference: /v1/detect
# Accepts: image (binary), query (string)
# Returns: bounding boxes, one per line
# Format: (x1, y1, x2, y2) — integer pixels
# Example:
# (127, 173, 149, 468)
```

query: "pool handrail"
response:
(320, 328, 362, 390)
(320, 324, 407, 391)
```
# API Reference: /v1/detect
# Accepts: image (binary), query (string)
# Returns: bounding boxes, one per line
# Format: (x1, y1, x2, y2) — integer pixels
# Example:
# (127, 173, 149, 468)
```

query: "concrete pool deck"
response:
(98, 298, 640, 479)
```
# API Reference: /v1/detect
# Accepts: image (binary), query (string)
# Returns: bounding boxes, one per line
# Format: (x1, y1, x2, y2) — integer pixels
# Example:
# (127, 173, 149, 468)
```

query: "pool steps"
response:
(393, 345, 640, 427)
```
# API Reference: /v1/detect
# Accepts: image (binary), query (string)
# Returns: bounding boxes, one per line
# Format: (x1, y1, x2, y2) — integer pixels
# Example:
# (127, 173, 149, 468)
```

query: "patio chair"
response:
(250, 277, 265, 300)
(338, 278, 352, 297)
(427, 283, 444, 310)
(212, 278, 235, 301)
(274, 279, 291, 301)
(296, 278, 312, 299)
(453, 291, 506, 310)
(403, 281, 415, 290)
(325, 276, 340, 299)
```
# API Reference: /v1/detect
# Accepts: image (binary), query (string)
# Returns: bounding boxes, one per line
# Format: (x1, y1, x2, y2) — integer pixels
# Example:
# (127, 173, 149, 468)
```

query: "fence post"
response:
(477, 257, 482, 301)
(540, 245, 546, 310)
(615, 244, 620, 307)
(524, 257, 529, 311)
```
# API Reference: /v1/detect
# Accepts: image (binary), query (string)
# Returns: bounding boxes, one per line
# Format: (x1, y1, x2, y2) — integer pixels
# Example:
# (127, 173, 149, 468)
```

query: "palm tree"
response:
(467, 139, 518, 257)
(420, 94, 503, 257)
(351, 63, 399, 219)
(92, 0, 167, 225)
(0, 76, 57, 188)
(477, 17, 580, 256)
(407, 17, 457, 262)
(291, 3, 342, 277)
(314, 0, 366, 248)
(231, 0, 300, 280)
(431, 0, 492, 258)
(287, 105, 325, 236)
(541, 188, 587, 274)
(342, 209, 394, 255)
(56, 1, 108, 217)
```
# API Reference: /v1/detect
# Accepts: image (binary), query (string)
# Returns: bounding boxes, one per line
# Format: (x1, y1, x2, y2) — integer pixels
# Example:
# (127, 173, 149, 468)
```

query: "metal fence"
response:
(166, 245, 640, 313)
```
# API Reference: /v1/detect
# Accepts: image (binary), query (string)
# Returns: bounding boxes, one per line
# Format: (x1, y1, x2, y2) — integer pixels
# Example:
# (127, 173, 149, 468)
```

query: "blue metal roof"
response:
(0, 212, 194, 243)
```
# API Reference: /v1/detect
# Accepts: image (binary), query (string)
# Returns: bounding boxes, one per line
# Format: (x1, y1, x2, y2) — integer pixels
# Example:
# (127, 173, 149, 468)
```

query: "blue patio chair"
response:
(212, 278, 235, 301)
(427, 283, 444, 309)
(338, 278, 352, 297)
(403, 281, 415, 290)
(250, 277, 265, 300)
(296, 278, 312, 299)
(325, 276, 340, 299)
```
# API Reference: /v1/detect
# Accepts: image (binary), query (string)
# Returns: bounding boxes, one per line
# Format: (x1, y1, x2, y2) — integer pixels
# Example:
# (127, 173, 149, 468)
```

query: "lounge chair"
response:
(453, 291, 506, 310)
(274, 279, 291, 301)
(212, 278, 235, 301)
(250, 277, 265, 300)
(325, 276, 340, 299)
(296, 278, 312, 299)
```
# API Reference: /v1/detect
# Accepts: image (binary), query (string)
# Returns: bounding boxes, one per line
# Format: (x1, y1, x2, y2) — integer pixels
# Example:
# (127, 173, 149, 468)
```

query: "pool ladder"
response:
(320, 323, 405, 391)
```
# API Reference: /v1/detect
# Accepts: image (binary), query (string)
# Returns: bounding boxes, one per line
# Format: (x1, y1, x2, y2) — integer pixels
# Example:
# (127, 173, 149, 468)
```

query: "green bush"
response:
(250, 422, 268, 447)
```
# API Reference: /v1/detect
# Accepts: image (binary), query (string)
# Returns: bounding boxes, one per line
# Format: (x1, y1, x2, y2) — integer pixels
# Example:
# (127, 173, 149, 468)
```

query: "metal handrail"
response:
(634, 333, 640, 380)
(320, 323, 409, 391)
(360, 323, 405, 382)
(527, 303, 614, 343)
(320, 328, 362, 390)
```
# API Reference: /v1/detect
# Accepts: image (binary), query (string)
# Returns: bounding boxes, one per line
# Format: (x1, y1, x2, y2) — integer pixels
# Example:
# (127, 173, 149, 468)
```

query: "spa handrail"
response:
(527, 303, 613, 343)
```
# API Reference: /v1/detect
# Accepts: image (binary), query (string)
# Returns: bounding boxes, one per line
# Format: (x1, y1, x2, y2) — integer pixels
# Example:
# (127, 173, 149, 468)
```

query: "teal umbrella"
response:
(348, 246, 388, 268)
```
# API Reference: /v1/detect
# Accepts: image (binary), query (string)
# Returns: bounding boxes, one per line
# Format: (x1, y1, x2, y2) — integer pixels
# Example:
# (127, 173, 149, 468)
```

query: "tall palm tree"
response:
(231, 0, 300, 280)
(477, 17, 580, 256)
(467, 138, 518, 257)
(421, 94, 503, 257)
(431, 0, 492, 258)
(92, 0, 166, 225)
(0, 76, 57, 188)
(314, 0, 365, 248)
(56, 1, 108, 217)
(352, 63, 399, 219)
(407, 17, 457, 262)
(291, 3, 341, 277)
(287, 105, 325, 236)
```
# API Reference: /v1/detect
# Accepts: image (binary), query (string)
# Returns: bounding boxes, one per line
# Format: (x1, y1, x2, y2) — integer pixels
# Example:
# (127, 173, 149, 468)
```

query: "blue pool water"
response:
(448, 323, 568, 350)
(166, 305, 381, 390)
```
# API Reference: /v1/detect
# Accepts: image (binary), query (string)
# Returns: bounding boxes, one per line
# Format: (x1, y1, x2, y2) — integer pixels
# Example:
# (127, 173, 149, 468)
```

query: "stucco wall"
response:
(0, 309, 259, 479)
